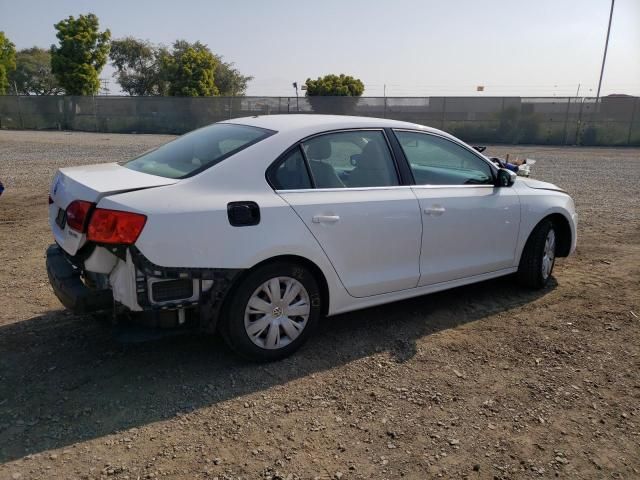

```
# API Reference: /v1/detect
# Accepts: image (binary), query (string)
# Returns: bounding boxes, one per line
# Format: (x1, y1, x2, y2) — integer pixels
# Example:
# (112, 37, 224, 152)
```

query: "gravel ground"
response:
(0, 130, 639, 479)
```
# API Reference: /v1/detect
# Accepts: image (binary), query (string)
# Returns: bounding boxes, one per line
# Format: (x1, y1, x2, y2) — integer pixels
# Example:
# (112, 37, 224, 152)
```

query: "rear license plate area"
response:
(55, 208, 67, 229)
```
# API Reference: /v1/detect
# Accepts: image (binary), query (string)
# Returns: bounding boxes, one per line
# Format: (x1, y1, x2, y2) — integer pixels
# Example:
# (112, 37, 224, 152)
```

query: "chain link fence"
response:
(0, 95, 638, 145)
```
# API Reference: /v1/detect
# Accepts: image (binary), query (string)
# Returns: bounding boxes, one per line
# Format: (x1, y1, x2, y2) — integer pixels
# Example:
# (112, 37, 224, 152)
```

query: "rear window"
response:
(123, 123, 274, 179)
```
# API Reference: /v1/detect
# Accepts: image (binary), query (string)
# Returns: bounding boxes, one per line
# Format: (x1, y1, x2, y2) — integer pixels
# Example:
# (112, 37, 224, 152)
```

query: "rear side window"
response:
(301, 130, 399, 188)
(271, 147, 312, 190)
(124, 123, 274, 179)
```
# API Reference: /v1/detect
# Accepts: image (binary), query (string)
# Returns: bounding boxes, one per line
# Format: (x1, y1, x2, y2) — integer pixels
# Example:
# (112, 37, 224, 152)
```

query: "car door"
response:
(271, 129, 422, 298)
(393, 130, 520, 286)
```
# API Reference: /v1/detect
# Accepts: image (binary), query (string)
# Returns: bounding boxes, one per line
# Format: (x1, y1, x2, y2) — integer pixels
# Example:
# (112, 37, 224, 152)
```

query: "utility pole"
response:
(383, 84, 387, 118)
(14, 81, 24, 129)
(292, 82, 299, 112)
(596, 0, 615, 102)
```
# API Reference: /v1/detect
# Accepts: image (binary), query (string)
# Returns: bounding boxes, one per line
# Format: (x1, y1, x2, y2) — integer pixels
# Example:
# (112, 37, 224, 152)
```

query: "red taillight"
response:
(87, 209, 147, 245)
(66, 200, 95, 232)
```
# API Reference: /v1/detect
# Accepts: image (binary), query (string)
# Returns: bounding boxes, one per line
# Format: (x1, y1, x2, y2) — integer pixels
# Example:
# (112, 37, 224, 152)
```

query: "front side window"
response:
(124, 123, 274, 179)
(301, 131, 399, 188)
(395, 131, 494, 185)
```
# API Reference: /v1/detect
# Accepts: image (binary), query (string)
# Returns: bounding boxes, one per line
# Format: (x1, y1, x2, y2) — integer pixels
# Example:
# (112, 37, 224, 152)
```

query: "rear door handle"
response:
(312, 215, 340, 224)
(424, 206, 446, 216)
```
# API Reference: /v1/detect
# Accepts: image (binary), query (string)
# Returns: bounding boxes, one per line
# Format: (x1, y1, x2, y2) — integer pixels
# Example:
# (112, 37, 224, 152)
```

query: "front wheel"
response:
(517, 220, 556, 289)
(220, 262, 322, 361)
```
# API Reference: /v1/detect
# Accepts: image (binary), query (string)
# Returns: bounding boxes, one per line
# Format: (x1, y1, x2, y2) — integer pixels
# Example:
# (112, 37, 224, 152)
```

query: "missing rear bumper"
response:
(128, 247, 243, 331)
(46, 244, 113, 314)
(47, 243, 244, 332)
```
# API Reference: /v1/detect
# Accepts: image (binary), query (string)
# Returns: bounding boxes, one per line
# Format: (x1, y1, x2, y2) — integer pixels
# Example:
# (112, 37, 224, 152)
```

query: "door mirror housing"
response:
(496, 168, 517, 187)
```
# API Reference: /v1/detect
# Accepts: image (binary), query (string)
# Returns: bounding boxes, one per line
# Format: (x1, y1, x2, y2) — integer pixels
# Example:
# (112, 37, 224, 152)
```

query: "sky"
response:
(1, 0, 638, 97)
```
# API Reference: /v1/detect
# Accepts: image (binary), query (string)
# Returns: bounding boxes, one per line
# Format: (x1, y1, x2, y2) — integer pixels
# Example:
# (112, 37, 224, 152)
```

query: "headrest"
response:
(306, 140, 331, 160)
(359, 141, 385, 168)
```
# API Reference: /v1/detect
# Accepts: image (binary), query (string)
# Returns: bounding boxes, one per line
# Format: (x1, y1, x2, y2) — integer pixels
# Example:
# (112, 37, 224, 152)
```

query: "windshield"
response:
(123, 123, 275, 179)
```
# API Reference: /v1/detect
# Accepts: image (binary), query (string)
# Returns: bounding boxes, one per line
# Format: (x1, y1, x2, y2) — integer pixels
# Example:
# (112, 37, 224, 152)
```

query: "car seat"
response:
(348, 140, 398, 187)
(306, 140, 344, 188)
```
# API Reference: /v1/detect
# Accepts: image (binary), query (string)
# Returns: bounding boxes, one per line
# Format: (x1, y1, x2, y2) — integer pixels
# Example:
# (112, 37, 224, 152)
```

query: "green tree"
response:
(51, 13, 111, 95)
(160, 40, 218, 96)
(110, 37, 166, 95)
(304, 74, 364, 96)
(10, 47, 62, 95)
(0, 32, 17, 94)
(214, 57, 252, 96)
(110, 37, 251, 96)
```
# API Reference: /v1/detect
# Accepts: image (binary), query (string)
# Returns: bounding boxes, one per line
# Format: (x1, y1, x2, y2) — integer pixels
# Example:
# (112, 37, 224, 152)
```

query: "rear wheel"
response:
(517, 220, 556, 289)
(220, 262, 322, 361)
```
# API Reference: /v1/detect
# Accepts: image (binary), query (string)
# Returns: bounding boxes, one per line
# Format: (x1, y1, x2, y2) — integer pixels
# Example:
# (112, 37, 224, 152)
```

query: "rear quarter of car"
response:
(47, 120, 362, 321)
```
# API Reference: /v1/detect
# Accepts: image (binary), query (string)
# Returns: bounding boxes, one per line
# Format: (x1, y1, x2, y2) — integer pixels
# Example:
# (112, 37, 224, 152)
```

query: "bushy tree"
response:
(214, 57, 252, 96)
(109, 37, 251, 97)
(110, 37, 165, 95)
(51, 13, 111, 95)
(304, 74, 364, 96)
(10, 47, 62, 95)
(160, 40, 218, 97)
(0, 32, 17, 94)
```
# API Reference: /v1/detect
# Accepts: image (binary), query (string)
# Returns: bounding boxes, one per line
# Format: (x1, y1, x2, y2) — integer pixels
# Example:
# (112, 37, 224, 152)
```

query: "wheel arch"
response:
(223, 254, 331, 317)
(523, 213, 572, 259)
(545, 213, 572, 257)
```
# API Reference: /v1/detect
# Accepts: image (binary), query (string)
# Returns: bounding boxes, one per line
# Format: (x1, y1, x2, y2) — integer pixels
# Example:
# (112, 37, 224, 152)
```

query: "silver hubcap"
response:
(244, 276, 310, 350)
(542, 229, 556, 280)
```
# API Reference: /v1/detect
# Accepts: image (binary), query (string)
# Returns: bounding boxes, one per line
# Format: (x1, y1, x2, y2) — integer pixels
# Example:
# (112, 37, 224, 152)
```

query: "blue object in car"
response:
(503, 162, 519, 172)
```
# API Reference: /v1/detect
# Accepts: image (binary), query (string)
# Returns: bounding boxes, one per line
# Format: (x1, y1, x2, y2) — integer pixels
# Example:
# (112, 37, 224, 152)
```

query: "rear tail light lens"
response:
(65, 200, 95, 232)
(87, 209, 147, 245)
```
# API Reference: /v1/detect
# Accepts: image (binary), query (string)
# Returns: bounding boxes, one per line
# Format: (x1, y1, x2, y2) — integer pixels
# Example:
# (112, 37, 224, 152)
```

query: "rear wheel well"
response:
(541, 213, 572, 257)
(229, 255, 330, 317)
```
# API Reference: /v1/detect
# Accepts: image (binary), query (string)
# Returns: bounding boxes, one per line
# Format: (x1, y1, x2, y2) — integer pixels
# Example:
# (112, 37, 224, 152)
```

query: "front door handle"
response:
(424, 206, 446, 216)
(312, 215, 340, 224)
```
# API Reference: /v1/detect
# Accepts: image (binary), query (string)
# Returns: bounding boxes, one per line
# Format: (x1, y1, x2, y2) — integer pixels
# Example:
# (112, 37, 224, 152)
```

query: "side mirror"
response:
(496, 168, 517, 187)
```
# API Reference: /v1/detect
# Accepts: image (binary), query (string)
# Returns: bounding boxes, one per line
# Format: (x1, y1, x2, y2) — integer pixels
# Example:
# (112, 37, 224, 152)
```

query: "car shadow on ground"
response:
(0, 275, 556, 463)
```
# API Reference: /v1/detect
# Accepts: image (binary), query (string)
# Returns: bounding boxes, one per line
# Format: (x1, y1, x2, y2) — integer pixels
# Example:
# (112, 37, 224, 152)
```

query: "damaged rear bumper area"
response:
(46, 243, 242, 331)
(46, 244, 113, 314)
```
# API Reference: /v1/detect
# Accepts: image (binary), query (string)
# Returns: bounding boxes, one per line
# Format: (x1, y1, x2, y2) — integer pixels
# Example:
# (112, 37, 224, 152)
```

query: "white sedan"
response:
(47, 115, 577, 360)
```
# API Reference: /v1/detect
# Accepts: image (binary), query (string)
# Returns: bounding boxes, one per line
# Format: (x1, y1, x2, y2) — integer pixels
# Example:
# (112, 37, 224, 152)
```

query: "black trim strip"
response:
(379, 129, 404, 186)
(384, 127, 415, 185)
(297, 144, 316, 189)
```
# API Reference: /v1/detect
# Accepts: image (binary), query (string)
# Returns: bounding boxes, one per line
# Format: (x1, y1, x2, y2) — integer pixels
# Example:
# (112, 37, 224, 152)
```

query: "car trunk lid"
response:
(49, 162, 178, 255)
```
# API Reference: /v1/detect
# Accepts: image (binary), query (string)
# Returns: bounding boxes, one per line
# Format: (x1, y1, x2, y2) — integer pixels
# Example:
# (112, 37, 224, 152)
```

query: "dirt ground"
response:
(0, 130, 638, 480)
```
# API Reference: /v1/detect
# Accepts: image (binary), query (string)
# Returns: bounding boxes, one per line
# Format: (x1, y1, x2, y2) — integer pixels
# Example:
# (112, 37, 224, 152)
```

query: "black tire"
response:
(517, 219, 556, 289)
(219, 262, 322, 361)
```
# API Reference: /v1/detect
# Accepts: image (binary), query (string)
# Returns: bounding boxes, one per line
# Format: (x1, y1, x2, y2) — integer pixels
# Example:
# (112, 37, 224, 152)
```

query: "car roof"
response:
(224, 114, 446, 138)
